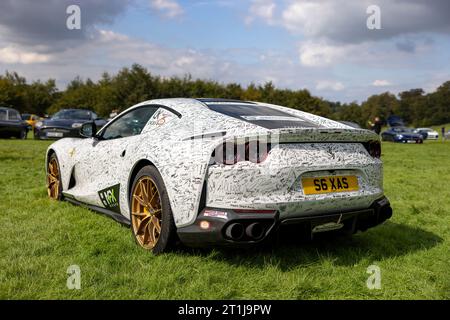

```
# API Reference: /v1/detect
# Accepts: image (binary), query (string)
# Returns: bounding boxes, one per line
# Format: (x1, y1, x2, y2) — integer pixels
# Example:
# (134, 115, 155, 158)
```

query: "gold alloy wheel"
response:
(131, 176, 162, 249)
(47, 157, 60, 200)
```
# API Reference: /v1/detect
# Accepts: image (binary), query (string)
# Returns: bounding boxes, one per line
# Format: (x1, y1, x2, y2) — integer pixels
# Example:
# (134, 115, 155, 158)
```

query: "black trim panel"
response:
(64, 196, 131, 226)
(196, 98, 256, 104)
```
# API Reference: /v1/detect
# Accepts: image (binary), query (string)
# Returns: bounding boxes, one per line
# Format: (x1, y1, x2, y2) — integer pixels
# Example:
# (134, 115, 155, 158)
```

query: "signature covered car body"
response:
(45, 98, 392, 253)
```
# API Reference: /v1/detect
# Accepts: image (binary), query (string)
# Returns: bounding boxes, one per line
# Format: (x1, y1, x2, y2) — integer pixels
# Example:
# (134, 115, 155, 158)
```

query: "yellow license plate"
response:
(302, 175, 359, 195)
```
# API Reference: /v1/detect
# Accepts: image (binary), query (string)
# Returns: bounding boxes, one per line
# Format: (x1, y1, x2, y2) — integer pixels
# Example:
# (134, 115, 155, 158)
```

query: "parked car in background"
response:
(414, 128, 439, 140)
(337, 121, 361, 129)
(0, 107, 29, 139)
(34, 109, 107, 140)
(22, 113, 42, 131)
(381, 127, 423, 143)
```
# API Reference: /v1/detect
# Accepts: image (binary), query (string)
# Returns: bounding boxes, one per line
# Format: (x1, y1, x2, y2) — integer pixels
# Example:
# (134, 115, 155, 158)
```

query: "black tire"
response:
(18, 129, 27, 140)
(47, 153, 63, 200)
(130, 166, 177, 254)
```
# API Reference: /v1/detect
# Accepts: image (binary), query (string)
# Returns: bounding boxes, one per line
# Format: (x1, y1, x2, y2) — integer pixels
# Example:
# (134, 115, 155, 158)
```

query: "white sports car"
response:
(414, 128, 439, 140)
(46, 98, 392, 253)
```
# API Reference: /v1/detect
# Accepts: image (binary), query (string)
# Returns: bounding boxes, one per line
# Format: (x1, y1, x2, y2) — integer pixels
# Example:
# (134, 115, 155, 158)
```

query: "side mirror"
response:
(79, 122, 98, 138)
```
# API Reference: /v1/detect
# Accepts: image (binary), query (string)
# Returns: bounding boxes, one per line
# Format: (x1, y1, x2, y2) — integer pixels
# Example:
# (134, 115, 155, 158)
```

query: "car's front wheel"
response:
(130, 166, 176, 254)
(47, 153, 62, 200)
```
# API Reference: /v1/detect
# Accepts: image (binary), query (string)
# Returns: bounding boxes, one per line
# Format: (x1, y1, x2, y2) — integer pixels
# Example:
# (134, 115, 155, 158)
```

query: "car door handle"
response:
(120, 150, 126, 157)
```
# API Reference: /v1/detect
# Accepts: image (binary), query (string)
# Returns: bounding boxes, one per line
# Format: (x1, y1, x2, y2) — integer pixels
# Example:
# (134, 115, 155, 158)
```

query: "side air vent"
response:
(68, 168, 76, 189)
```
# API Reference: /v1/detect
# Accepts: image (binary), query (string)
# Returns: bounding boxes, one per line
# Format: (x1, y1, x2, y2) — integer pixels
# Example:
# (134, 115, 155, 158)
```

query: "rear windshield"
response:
(206, 103, 319, 129)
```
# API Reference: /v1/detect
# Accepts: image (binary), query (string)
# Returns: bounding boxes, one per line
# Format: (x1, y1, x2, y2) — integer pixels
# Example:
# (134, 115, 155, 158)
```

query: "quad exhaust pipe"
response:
(225, 222, 266, 241)
(225, 223, 244, 240)
(245, 223, 265, 240)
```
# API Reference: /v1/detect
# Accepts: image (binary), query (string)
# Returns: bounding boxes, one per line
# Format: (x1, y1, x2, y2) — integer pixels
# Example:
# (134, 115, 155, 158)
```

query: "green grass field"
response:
(0, 133, 449, 300)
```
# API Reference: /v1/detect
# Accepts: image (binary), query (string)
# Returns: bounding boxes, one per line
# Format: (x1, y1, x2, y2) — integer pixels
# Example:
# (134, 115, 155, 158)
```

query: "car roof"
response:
(0, 107, 20, 112)
(196, 98, 256, 104)
(58, 108, 92, 112)
(135, 98, 259, 116)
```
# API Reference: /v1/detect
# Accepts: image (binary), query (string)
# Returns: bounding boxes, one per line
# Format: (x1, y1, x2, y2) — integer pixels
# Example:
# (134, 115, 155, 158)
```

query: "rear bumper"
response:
(177, 196, 392, 247)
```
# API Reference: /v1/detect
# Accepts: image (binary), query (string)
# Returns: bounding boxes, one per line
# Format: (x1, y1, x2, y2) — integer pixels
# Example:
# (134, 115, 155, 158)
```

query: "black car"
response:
(381, 127, 424, 143)
(34, 109, 107, 140)
(0, 107, 29, 139)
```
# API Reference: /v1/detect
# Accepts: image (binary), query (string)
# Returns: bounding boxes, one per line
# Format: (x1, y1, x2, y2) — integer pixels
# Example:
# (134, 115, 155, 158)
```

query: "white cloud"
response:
(0, 28, 328, 99)
(0, 46, 51, 64)
(316, 80, 345, 91)
(246, 0, 276, 25)
(98, 30, 130, 42)
(249, 0, 450, 71)
(299, 41, 348, 67)
(274, 0, 450, 44)
(372, 79, 391, 87)
(282, 1, 335, 36)
(150, 0, 183, 18)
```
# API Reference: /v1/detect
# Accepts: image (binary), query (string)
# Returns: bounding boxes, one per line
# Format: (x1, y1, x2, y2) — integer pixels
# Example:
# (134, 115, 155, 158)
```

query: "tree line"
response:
(1, 63, 449, 128)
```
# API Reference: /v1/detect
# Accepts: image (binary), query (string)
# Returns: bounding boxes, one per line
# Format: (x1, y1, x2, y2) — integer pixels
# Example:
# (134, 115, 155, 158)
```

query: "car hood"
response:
(397, 132, 423, 139)
(42, 119, 88, 128)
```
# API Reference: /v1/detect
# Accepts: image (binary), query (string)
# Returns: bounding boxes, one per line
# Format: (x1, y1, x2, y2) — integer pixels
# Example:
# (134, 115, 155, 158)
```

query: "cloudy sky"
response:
(0, 0, 449, 102)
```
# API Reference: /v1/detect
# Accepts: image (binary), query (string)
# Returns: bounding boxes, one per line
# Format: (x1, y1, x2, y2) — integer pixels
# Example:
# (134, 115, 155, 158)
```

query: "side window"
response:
(0, 110, 6, 121)
(145, 108, 176, 130)
(8, 110, 20, 120)
(101, 106, 157, 140)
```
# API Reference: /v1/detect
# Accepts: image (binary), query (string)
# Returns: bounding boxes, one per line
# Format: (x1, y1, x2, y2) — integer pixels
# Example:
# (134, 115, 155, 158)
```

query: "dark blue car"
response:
(34, 108, 107, 140)
(381, 127, 424, 143)
(0, 107, 29, 139)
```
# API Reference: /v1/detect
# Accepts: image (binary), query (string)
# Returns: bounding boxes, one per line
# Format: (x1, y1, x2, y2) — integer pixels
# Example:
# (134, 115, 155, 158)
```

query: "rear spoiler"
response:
(224, 128, 380, 144)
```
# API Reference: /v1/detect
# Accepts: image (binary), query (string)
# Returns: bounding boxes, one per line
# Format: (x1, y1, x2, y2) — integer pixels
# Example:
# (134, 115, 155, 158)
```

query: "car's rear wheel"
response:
(130, 166, 176, 254)
(47, 154, 62, 200)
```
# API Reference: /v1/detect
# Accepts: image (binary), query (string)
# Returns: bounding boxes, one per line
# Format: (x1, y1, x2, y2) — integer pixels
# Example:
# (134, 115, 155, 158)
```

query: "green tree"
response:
(24, 79, 57, 115)
(0, 72, 27, 111)
(361, 92, 400, 126)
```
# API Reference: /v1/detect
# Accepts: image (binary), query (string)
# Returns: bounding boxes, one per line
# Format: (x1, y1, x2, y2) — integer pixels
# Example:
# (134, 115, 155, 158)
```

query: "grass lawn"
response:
(0, 134, 449, 299)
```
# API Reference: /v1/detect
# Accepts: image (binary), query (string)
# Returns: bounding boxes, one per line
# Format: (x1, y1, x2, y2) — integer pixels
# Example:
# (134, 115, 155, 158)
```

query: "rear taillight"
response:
(214, 142, 240, 165)
(213, 140, 271, 165)
(245, 140, 270, 163)
(365, 141, 381, 158)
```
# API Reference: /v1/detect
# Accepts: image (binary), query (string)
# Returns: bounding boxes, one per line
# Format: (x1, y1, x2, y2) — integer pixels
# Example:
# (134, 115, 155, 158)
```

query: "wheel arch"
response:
(127, 159, 157, 209)
(45, 148, 56, 168)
